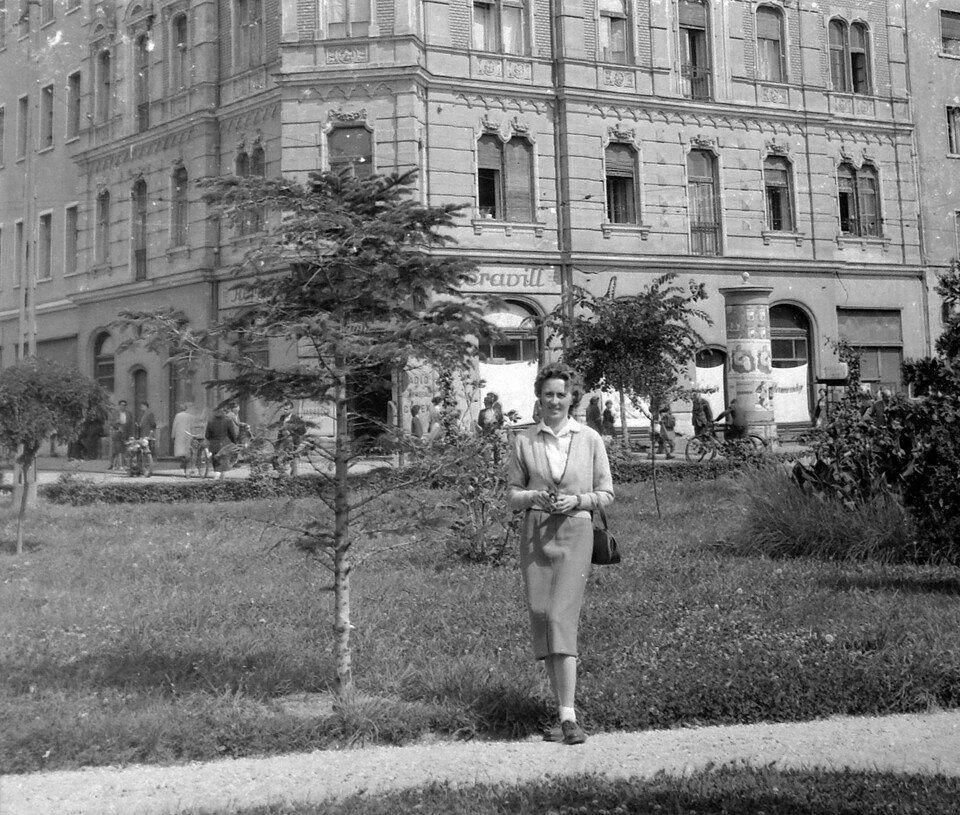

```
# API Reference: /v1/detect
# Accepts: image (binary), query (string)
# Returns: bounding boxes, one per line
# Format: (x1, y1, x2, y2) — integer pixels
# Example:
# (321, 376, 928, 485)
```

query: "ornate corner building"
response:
(0, 0, 954, 447)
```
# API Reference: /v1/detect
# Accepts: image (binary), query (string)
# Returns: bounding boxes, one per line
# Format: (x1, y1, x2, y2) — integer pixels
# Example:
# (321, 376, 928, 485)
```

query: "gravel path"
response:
(4, 710, 960, 815)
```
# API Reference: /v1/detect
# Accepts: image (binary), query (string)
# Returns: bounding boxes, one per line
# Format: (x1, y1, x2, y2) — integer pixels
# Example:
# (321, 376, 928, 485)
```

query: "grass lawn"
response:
(2, 479, 960, 775)
(180, 769, 960, 815)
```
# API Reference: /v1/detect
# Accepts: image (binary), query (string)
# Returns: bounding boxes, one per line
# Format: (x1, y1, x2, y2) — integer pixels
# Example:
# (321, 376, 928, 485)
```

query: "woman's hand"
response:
(551, 493, 580, 513)
(531, 490, 556, 511)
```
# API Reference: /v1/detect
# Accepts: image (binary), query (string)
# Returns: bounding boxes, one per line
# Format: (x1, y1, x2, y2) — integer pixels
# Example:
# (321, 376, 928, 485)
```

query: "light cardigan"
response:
(507, 421, 615, 518)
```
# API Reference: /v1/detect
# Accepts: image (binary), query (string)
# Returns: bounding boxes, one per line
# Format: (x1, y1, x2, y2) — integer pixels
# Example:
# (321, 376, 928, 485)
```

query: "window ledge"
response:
(601, 222, 651, 240)
(65, 135, 80, 145)
(761, 229, 805, 246)
(836, 234, 891, 252)
(471, 218, 545, 238)
(167, 245, 191, 260)
(38, 145, 54, 155)
(939, 51, 960, 60)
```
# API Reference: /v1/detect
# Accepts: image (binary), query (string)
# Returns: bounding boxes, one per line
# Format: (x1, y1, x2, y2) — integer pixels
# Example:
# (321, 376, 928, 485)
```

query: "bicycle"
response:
(220, 422, 276, 472)
(684, 424, 768, 463)
(125, 436, 154, 477)
(186, 432, 212, 478)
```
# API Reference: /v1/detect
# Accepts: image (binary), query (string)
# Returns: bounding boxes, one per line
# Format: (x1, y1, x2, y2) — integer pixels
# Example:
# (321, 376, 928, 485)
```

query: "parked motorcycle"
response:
(126, 437, 153, 477)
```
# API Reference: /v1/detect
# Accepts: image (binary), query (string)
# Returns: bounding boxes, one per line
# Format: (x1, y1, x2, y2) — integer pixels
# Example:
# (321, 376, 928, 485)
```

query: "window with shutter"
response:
(763, 156, 793, 232)
(504, 138, 534, 221)
(756, 6, 784, 82)
(477, 135, 503, 218)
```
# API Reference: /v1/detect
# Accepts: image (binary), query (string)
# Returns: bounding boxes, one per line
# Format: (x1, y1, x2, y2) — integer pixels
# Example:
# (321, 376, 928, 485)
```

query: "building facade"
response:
(0, 0, 936, 448)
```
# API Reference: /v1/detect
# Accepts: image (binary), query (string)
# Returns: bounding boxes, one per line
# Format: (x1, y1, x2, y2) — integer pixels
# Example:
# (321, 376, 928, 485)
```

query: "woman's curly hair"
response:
(533, 363, 583, 411)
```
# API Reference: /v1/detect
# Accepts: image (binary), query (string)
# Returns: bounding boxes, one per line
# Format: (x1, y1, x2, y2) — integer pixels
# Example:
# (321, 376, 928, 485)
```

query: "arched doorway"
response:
(132, 368, 148, 415)
(770, 304, 814, 422)
(480, 299, 542, 423)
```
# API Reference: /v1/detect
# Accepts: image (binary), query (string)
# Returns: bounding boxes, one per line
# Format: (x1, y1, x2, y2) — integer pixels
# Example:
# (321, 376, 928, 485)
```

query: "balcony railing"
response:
(690, 224, 720, 256)
(681, 64, 712, 100)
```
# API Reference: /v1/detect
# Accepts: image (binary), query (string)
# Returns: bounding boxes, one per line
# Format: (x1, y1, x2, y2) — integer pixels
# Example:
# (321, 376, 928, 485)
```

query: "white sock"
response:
(559, 706, 576, 723)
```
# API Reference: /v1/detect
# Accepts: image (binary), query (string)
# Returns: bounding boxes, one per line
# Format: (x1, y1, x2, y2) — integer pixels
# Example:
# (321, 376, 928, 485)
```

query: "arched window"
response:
(694, 347, 727, 413)
(96, 189, 111, 264)
(763, 155, 794, 232)
(756, 5, 785, 82)
(132, 179, 148, 280)
(837, 162, 880, 237)
(679, 0, 711, 100)
(171, 13, 189, 91)
(771, 304, 815, 420)
(481, 299, 541, 362)
(829, 19, 871, 94)
(687, 149, 720, 255)
(96, 49, 112, 122)
(135, 34, 150, 131)
(93, 331, 115, 392)
(171, 166, 189, 246)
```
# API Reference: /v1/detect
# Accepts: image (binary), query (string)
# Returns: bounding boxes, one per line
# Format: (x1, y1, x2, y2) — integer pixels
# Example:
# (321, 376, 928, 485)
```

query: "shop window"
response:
(837, 308, 903, 392)
(837, 162, 880, 237)
(764, 155, 794, 232)
(942, 10, 960, 55)
(679, 0, 711, 100)
(132, 179, 148, 280)
(599, 0, 629, 64)
(94, 331, 115, 392)
(328, 126, 373, 177)
(477, 135, 534, 222)
(605, 143, 638, 224)
(756, 5, 785, 83)
(326, 0, 370, 38)
(473, 0, 527, 55)
(687, 149, 720, 256)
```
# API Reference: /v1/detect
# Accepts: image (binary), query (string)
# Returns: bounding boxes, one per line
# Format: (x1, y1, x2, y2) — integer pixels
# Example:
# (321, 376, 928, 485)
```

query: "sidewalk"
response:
(3, 710, 959, 815)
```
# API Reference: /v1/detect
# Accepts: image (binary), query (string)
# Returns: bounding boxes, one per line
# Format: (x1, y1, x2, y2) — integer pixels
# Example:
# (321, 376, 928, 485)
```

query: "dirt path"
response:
(4, 710, 960, 815)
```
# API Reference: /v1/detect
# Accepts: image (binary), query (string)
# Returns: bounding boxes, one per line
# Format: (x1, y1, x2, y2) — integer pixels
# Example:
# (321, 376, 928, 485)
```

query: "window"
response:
(132, 179, 147, 280)
(18, 0, 29, 36)
(599, 0, 629, 64)
(837, 162, 879, 237)
(40, 84, 53, 148)
(64, 204, 78, 274)
(0, 226, 3, 287)
(605, 143, 638, 223)
(40, 0, 52, 24)
(171, 14, 189, 91)
(756, 5, 785, 83)
(171, 166, 188, 246)
(236, 0, 264, 69)
(96, 49, 112, 122)
(477, 134, 534, 221)
(829, 18, 870, 94)
(0, 108, 4, 166)
(235, 146, 265, 234)
(17, 95, 27, 158)
(837, 309, 903, 392)
(472, 0, 526, 54)
(0, 0, 5, 49)
(679, 0, 711, 100)
(37, 212, 51, 280)
(481, 300, 541, 362)
(15, 220, 23, 285)
(328, 126, 373, 177)
(96, 190, 110, 264)
(942, 10, 960, 55)
(326, 0, 370, 38)
(93, 332, 115, 392)
(135, 35, 150, 132)
(951, 107, 960, 154)
(763, 155, 793, 231)
(66, 72, 81, 139)
(687, 149, 720, 255)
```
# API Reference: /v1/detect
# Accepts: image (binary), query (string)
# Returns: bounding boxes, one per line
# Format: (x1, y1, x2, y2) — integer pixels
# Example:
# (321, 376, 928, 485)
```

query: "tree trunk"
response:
(14, 446, 38, 556)
(619, 391, 630, 448)
(649, 398, 662, 520)
(332, 388, 354, 701)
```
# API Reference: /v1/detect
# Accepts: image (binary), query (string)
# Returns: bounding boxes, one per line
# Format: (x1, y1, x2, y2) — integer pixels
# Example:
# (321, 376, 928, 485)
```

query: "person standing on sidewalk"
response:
(137, 402, 158, 456)
(205, 405, 239, 479)
(507, 363, 614, 746)
(171, 403, 195, 476)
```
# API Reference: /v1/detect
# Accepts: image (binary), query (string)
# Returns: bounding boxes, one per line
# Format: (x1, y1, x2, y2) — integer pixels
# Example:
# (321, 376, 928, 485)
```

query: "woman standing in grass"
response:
(507, 363, 614, 745)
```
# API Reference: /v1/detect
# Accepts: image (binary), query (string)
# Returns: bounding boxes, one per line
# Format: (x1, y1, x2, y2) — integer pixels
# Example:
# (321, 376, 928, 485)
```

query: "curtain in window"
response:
(829, 21, 848, 91)
(502, 2, 524, 54)
(504, 138, 533, 221)
(756, 7, 783, 82)
(858, 167, 878, 236)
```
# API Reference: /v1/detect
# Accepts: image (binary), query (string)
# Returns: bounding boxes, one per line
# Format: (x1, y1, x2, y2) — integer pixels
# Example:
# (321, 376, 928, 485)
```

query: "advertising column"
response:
(718, 285, 777, 443)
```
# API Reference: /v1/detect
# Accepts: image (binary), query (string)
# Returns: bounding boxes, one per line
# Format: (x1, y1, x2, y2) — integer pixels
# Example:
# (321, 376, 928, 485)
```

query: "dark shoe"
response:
(561, 720, 587, 745)
(542, 724, 563, 742)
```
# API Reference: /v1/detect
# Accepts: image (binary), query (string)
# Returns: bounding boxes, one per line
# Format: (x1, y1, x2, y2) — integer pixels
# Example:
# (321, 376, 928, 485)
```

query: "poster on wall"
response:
(770, 364, 811, 424)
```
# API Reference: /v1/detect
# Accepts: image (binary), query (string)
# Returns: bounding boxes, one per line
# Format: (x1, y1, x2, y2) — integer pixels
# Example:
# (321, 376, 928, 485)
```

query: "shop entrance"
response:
(770, 304, 814, 422)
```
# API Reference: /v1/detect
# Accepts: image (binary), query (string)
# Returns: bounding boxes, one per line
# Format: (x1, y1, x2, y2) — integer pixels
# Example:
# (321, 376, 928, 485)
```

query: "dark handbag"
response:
(591, 507, 621, 565)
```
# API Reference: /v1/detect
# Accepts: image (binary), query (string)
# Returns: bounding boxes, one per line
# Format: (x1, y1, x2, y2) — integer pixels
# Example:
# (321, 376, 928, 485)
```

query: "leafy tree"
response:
(546, 274, 710, 516)
(0, 358, 109, 554)
(117, 169, 495, 697)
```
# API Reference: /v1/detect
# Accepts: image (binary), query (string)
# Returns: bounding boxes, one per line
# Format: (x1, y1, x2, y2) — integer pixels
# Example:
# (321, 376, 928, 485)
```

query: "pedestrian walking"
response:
(584, 396, 602, 434)
(601, 400, 616, 437)
(507, 363, 615, 746)
(205, 405, 240, 479)
(171, 403, 194, 475)
(692, 393, 714, 439)
(658, 404, 676, 458)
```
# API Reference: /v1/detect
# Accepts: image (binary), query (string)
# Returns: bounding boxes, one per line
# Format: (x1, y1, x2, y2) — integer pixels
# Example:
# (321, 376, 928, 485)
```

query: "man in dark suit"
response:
(137, 401, 158, 455)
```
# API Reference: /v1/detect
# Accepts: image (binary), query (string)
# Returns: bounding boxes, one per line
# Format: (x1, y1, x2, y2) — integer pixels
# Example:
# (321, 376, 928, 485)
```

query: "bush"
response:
(726, 466, 918, 562)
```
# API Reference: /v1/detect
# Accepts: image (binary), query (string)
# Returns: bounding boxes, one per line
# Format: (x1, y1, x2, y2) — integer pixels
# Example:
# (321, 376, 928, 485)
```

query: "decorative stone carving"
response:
(511, 118, 530, 135)
(325, 45, 369, 64)
(505, 60, 531, 80)
(854, 97, 874, 117)
(330, 109, 367, 122)
(481, 115, 501, 133)
(476, 58, 503, 77)
(690, 135, 715, 150)
(760, 85, 788, 105)
(602, 69, 635, 90)
(765, 139, 788, 156)
(608, 125, 635, 143)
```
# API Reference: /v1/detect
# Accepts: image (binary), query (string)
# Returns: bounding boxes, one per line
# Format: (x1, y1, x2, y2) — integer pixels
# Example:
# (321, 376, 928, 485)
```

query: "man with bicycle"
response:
(692, 393, 715, 439)
(716, 398, 748, 441)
